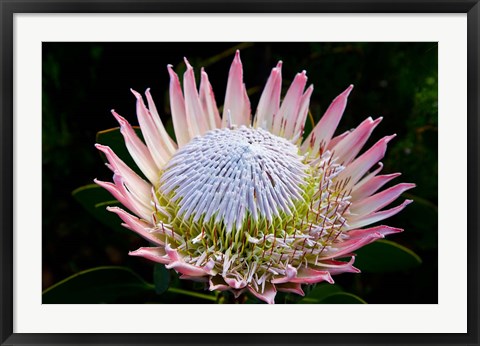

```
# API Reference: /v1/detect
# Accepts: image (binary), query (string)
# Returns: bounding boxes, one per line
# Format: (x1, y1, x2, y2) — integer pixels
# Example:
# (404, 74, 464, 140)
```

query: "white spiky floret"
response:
(160, 126, 308, 233)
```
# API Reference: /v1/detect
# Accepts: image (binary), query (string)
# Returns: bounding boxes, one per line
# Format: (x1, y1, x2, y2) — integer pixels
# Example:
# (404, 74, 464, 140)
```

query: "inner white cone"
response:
(160, 126, 308, 232)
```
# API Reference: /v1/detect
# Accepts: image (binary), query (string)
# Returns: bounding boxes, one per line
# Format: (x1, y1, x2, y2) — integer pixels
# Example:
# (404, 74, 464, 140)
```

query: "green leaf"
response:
(354, 239, 422, 273)
(96, 127, 145, 178)
(153, 264, 170, 295)
(42, 266, 154, 303)
(317, 292, 367, 304)
(72, 184, 128, 233)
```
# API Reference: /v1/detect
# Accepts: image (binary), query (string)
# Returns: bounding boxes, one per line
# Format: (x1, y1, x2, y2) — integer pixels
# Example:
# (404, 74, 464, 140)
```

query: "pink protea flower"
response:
(94, 50, 414, 304)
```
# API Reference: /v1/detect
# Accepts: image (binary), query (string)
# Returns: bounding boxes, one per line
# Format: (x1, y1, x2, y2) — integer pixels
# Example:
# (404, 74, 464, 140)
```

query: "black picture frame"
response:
(1, 1, 478, 345)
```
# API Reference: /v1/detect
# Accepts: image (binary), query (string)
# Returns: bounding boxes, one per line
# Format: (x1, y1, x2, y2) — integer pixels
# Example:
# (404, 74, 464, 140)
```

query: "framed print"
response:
(1, 1, 479, 345)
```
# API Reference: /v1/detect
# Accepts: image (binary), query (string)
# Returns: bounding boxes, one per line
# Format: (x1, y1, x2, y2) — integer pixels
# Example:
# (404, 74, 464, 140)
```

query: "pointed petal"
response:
(270, 265, 297, 284)
(168, 64, 191, 147)
(321, 233, 384, 260)
(275, 282, 305, 296)
(94, 178, 150, 220)
(131, 89, 171, 168)
(254, 61, 282, 131)
(331, 117, 383, 165)
(166, 261, 211, 277)
(273, 70, 307, 137)
(302, 85, 353, 156)
(129, 247, 171, 264)
(350, 183, 415, 216)
(224, 276, 247, 289)
(107, 206, 163, 245)
(248, 282, 277, 304)
(347, 199, 414, 230)
(112, 173, 152, 220)
(352, 162, 384, 191)
(165, 243, 180, 261)
(222, 50, 251, 127)
(337, 135, 396, 189)
(352, 173, 401, 200)
(163, 244, 213, 276)
(183, 59, 209, 136)
(199, 67, 221, 129)
(347, 225, 403, 239)
(145, 88, 178, 155)
(292, 268, 334, 284)
(95, 144, 150, 202)
(94, 178, 130, 208)
(315, 256, 360, 275)
(292, 84, 314, 140)
(111, 110, 159, 184)
(327, 130, 351, 150)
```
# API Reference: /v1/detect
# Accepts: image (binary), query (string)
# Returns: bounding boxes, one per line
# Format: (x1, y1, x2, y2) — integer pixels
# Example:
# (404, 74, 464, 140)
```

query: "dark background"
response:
(42, 42, 438, 303)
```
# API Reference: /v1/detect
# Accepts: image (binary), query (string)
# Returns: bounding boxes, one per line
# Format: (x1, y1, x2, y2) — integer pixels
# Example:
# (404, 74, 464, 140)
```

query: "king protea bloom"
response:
(95, 50, 414, 304)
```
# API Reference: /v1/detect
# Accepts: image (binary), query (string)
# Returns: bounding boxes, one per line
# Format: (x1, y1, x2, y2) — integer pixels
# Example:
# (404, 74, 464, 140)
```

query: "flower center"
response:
(153, 127, 353, 286)
(160, 126, 308, 232)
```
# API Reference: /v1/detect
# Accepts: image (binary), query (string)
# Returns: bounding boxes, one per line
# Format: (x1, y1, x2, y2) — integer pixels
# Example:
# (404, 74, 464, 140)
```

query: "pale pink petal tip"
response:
(335, 84, 353, 100)
(348, 225, 404, 240)
(183, 57, 193, 69)
(130, 88, 141, 99)
(166, 64, 176, 76)
(293, 268, 334, 284)
(276, 282, 305, 296)
(224, 277, 247, 289)
(166, 261, 211, 277)
(276, 60, 283, 68)
(248, 284, 276, 304)
(111, 109, 126, 125)
(387, 134, 397, 142)
(128, 247, 170, 265)
(270, 265, 297, 284)
(317, 257, 361, 275)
